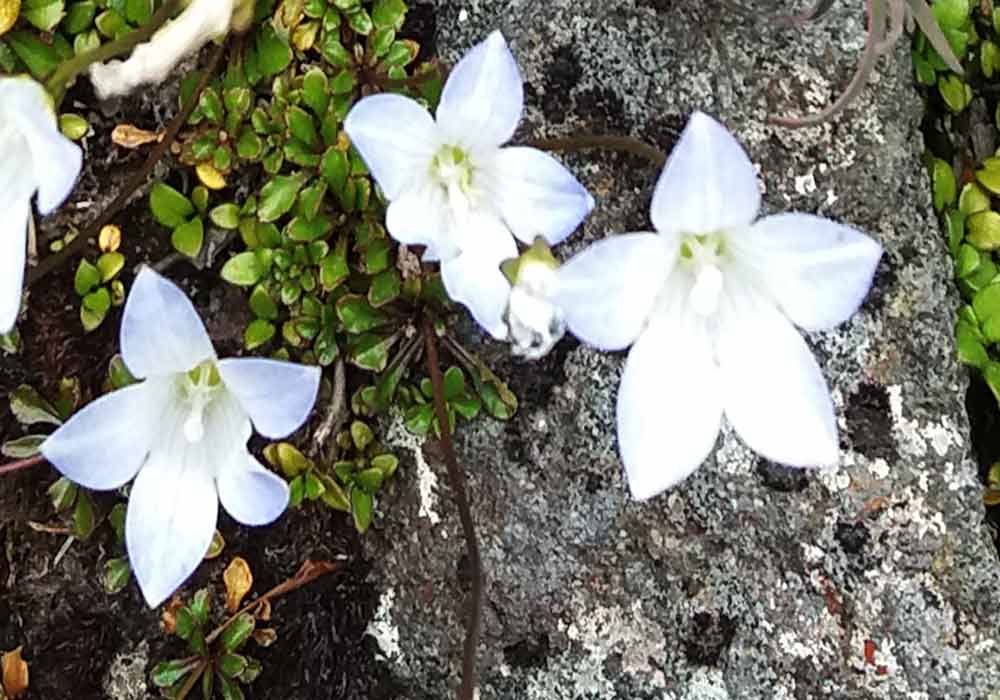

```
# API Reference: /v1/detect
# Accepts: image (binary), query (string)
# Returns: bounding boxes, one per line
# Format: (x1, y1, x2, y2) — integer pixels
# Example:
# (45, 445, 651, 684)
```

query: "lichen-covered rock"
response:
(365, 2, 1000, 698)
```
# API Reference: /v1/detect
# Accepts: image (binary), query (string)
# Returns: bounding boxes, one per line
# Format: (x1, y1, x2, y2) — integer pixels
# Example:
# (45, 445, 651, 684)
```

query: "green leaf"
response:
(244, 319, 275, 350)
(933, 0, 969, 31)
(108, 502, 126, 542)
(345, 6, 373, 34)
(938, 73, 971, 113)
(350, 420, 374, 451)
(321, 34, 352, 67)
(96, 251, 125, 282)
(255, 24, 292, 77)
(368, 268, 401, 307)
(6, 30, 60, 79)
(442, 366, 465, 401)
(102, 557, 131, 594)
(976, 161, 1000, 195)
(258, 173, 306, 223)
(151, 658, 199, 688)
(364, 238, 391, 274)
(218, 673, 246, 700)
(932, 158, 956, 212)
(947, 209, 966, 258)
(63, 2, 97, 34)
(973, 282, 1000, 322)
(317, 473, 350, 512)
(1, 434, 45, 459)
(22, 0, 65, 34)
(210, 203, 241, 230)
(48, 477, 77, 512)
(955, 243, 980, 278)
(304, 470, 326, 500)
(72, 489, 97, 539)
(957, 318, 989, 368)
(171, 218, 204, 257)
(329, 68, 355, 94)
(218, 654, 247, 679)
(372, 0, 406, 29)
(348, 332, 394, 372)
(967, 210, 1000, 251)
(288, 474, 305, 507)
(220, 613, 256, 653)
(355, 467, 384, 493)
(301, 68, 329, 116)
(222, 251, 265, 286)
(959, 182, 990, 215)
(320, 148, 350, 191)
(249, 284, 278, 320)
(190, 588, 210, 626)
(404, 403, 433, 435)
(336, 295, 390, 333)
(150, 182, 195, 228)
(371, 453, 398, 479)
(351, 487, 373, 532)
(74, 259, 101, 295)
(983, 40, 1000, 78)
(286, 106, 319, 149)
(10, 385, 62, 426)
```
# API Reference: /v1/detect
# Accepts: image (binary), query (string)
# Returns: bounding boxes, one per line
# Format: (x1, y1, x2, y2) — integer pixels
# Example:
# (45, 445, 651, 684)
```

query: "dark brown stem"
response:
(27, 41, 228, 288)
(422, 317, 481, 700)
(173, 660, 208, 700)
(524, 134, 666, 168)
(0, 454, 45, 477)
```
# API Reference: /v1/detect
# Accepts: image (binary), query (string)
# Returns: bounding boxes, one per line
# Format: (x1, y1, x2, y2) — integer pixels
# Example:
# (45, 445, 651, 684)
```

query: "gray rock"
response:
(365, 1, 1000, 697)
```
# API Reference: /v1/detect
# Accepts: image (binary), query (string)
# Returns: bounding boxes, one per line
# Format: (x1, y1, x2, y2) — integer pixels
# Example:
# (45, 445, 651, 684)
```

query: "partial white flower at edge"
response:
(41, 267, 321, 607)
(89, 0, 244, 99)
(344, 30, 594, 339)
(0, 77, 83, 333)
(552, 112, 883, 501)
(503, 240, 566, 360)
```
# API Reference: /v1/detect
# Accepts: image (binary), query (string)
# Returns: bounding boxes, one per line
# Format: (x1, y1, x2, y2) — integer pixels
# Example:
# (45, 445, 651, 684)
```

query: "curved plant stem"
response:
(27, 41, 227, 288)
(173, 660, 208, 700)
(525, 134, 666, 168)
(0, 454, 45, 477)
(422, 317, 482, 700)
(45, 0, 183, 105)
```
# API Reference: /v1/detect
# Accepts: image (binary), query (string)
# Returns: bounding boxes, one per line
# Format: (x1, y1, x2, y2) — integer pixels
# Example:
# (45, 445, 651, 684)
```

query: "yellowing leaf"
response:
(111, 124, 161, 149)
(223, 557, 253, 613)
(99, 224, 122, 253)
(0, 0, 19, 37)
(203, 530, 225, 560)
(2, 646, 29, 698)
(196, 162, 226, 190)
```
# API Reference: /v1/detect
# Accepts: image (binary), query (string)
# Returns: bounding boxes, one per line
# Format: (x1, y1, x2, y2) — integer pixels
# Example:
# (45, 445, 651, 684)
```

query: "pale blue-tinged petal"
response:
(385, 184, 461, 259)
(436, 30, 523, 151)
(0, 77, 82, 213)
(617, 310, 722, 500)
(200, 389, 253, 468)
(41, 378, 172, 490)
(554, 233, 674, 351)
(736, 213, 883, 331)
(126, 436, 219, 607)
(121, 267, 216, 378)
(0, 197, 28, 332)
(717, 301, 839, 468)
(487, 146, 595, 246)
(217, 358, 321, 438)
(344, 93, 439, 200)
(217, 453, 289, 526)
(650, 111, 760, 238)
(440, 215, 517, 338)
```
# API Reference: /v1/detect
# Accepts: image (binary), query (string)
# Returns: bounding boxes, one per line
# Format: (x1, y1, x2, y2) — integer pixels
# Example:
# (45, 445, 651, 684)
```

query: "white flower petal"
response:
(617, 313, 722, 500)
(441, 217, 517, 338)
(0, 197, 28, 332)
(344, 93, 439, 200)
(717, 302, 839, 468)
(385, 184, 460, 258)
(649, 111, 760, 238)
(0, 77, 82, 214)
(125, 413, 219, 607)
(217, 358, 321, 439)
(41, 379, 171, 490)
(487, 146, 595, 246)
(121, 267, 215, 378)
(436, 30, 523, 151)
(737, 213, 883, 331)
(553, 233, 674, 351)
(217, 454, 289, 526)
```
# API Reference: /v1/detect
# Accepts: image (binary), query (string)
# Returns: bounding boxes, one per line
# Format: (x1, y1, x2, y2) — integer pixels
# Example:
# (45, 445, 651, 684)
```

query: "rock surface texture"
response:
(365, 1, 1000, 698)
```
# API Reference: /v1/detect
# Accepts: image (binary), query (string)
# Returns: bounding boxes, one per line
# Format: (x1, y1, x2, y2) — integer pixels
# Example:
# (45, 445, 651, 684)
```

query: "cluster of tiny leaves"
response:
(923, 0, 1000, 503)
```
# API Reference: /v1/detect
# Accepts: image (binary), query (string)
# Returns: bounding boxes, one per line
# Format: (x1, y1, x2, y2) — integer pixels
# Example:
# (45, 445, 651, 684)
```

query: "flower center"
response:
(180, 361, 222, 443)
(430, 145, 477, 219)
(679, 234, 727, 317)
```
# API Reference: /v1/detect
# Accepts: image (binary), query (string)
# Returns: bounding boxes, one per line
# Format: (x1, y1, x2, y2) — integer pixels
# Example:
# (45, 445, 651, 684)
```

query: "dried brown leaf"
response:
(2, 647, 29, 698)
(111, 124, 162, 149)
(223, 557, 253, 613)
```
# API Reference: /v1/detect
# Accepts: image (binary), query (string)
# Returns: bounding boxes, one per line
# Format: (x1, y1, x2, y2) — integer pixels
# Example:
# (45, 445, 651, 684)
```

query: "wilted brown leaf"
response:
(160, 595, 185, 633)
(111, 124, 161, 149)
(98, 224, 122, 253)
(2, 646, 29, 698)
(254, 597, 271, 622)
(224, 557, 253, 613)
(251, 628, 277, 647)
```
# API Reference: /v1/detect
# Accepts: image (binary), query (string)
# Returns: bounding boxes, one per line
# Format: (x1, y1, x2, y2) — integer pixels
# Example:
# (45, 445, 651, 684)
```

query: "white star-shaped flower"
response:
(344, 30, 594, 338)
(42, 268, 321, 606)
(0, 77, 82, 332)
(553, 112, 883, 500)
